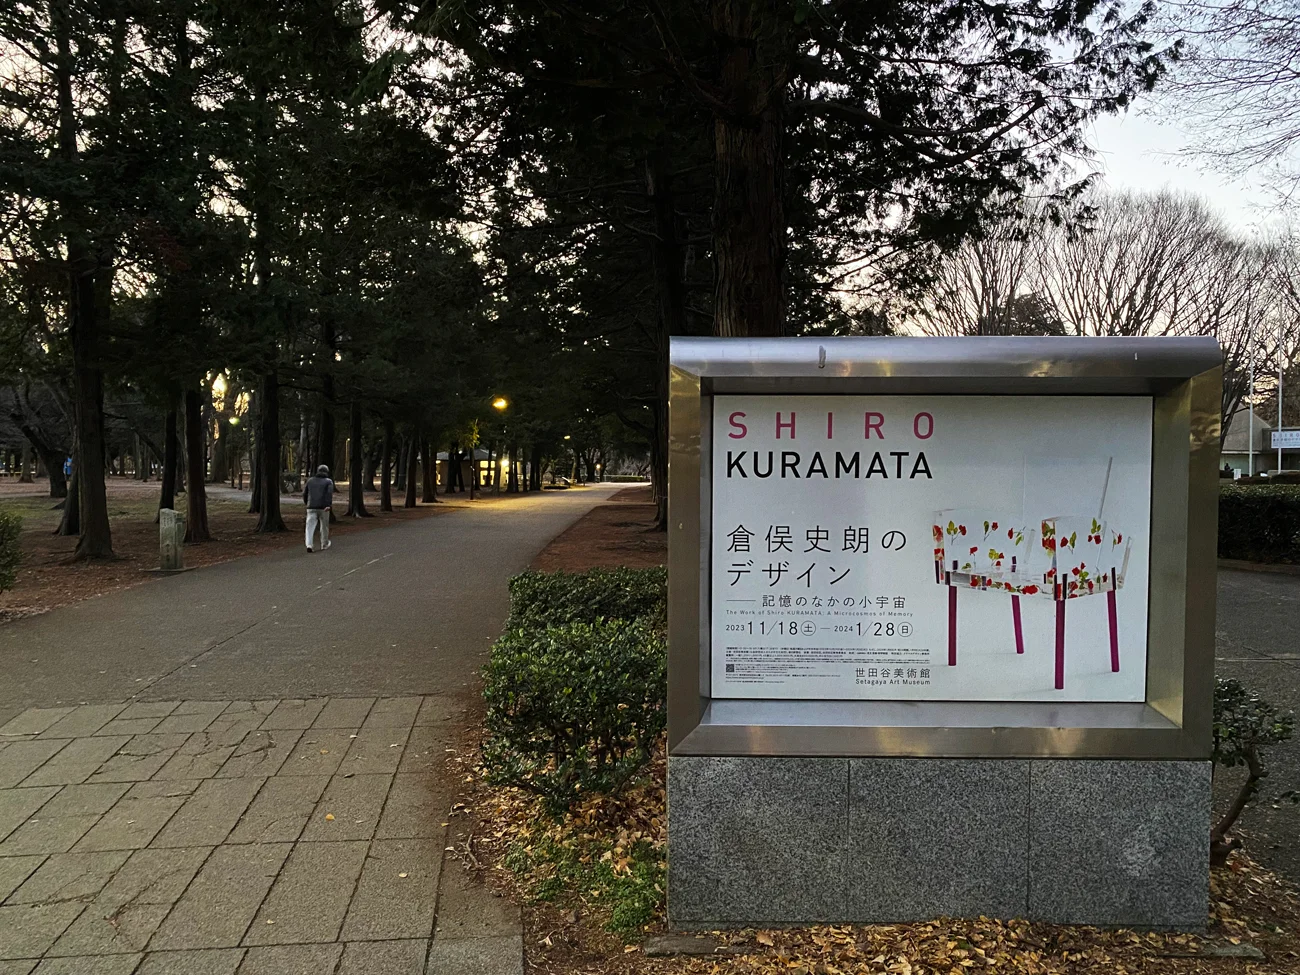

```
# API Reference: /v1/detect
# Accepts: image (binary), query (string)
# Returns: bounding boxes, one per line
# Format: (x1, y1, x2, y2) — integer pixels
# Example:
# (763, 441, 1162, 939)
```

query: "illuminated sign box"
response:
(666, 337, 1221, 928)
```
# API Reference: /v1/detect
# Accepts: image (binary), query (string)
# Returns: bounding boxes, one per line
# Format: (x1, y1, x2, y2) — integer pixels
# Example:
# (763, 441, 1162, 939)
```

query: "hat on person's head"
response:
(317, 465, 329, 476)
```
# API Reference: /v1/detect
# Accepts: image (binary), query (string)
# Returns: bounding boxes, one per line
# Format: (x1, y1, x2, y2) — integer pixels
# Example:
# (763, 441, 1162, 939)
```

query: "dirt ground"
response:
(530, 485, 665, 571)
(0, 475, 458, 619)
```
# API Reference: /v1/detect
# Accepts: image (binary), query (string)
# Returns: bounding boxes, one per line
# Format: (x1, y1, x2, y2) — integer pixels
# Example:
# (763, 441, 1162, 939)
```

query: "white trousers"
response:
(305, 508, 329, 550)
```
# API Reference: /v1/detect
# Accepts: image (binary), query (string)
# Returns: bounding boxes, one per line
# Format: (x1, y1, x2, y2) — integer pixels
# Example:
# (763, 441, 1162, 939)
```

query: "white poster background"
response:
(710, 395, 1152, 702)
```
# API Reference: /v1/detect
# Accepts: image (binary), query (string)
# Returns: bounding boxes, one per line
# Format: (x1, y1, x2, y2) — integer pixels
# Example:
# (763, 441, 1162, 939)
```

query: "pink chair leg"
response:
(1012, 595, 1024, 655)
(1054, 599, 1065, 690)
(948, 584, 957, 666)
(1108, 588, 1119, 673)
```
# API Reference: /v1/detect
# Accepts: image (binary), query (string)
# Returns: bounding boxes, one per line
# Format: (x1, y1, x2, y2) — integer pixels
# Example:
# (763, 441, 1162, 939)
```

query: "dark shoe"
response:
(306, 547, 313, 553)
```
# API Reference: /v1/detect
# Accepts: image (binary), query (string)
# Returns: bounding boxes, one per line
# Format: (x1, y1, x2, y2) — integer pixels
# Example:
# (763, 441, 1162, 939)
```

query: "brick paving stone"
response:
(413, 697, 454, 727)
(87, 735, 190, 784)
(152, 779, 263, 848)
(300, 775, 392, 842)
(201, 704, 278, 746)
(135, 949, 244, 975)
(0, 786, 60, 842)
(0, 785, 128, 857)
(123, 781, 199, 801)
(72, 791, 187, 852)
(310, 699, 374, 729)
(258, 701, 326, 732)
(337, 939, 427, 975)
(21, 738, 132, 788)
(93, 719, 163, 738)
(33, 785, 129, 819)
(148, 843, 291, 950)
(37, 707, 127, 741)
(225, 777, 327, 846)
(49, 848, 209, 957)
(279, 733, 353, 776)
(359, 698, 420, 730)
(215, 731, 302, 779)
(0, 855, 44, 901)
(152, 735, 240, 781)
(31, 954, 142, 974)
(0, 742, 71, 789)
(236, 944, 342, 975)
(338, 729, 411, 776)
(116, 704, 179, 721)
(395, 728, 456, 777)
(7, 851, 130, 905)
(152, 704, 227, 736)
(340, 838, 440, 942)
(0, 710, 74, 738)
(433, 865, 520, 942)
(243, 841, 367, 946)
(0, 903, 85, 959)
(424, 934, 523, 975)
(375, 774, 452, 841)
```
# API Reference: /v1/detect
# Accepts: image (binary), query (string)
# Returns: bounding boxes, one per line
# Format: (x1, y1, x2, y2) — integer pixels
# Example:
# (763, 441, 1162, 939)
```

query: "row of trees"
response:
(2, 1, 1234, 553)
(912, 190, 1300, 434)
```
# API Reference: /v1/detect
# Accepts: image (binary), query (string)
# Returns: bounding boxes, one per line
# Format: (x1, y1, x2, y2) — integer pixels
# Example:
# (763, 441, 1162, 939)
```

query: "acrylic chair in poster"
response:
(932, 458, 1133, 690)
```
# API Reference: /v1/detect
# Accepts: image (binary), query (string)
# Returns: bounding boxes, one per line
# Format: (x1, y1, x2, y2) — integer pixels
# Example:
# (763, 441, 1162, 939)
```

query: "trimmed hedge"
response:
(483, 620, 667, 816)
(0, 510, 21, 594)
(1219, 485, 1300, 563)
(506, 566, 666, 629)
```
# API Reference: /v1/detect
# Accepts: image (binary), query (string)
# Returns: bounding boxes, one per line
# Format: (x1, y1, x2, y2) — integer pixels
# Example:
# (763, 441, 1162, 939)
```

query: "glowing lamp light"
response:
(229, 416, 241, 427)
(563, 435, 571, 440)
(492, 397, 508, 410)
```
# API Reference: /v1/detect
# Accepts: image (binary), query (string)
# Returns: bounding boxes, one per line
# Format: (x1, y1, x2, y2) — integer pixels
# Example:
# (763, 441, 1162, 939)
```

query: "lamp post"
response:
(492, 397, 508, 493)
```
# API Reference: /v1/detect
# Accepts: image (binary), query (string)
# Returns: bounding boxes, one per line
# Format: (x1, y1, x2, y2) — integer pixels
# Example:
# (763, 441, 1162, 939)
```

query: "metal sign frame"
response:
(667, 336, 1222, 760)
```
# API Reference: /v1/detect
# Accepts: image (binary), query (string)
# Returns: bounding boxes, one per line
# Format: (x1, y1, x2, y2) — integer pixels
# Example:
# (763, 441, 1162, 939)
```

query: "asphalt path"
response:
(1214, 566, 1300, 883)
(0, 485, 621, 719)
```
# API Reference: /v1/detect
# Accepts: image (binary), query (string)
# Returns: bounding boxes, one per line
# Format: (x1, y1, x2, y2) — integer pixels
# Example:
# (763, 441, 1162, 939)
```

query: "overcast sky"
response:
(1085, 110, 1278, 232)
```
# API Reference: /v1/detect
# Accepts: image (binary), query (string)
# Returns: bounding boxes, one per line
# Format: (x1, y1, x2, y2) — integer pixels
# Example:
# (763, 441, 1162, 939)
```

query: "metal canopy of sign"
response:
(667, 336, 1222, 760)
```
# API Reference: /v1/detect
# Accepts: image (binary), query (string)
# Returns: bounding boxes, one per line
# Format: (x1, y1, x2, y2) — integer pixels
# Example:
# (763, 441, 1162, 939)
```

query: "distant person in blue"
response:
(303, 464, 334, 553)
(63, 456, 72, 478)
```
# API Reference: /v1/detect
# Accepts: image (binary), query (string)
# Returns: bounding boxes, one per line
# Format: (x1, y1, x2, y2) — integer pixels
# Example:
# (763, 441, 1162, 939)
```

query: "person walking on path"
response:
(304, 464, 334, 552)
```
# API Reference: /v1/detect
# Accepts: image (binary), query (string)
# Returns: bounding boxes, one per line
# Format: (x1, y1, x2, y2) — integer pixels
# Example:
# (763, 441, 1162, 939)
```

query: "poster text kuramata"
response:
(711, 395, 1153, 703)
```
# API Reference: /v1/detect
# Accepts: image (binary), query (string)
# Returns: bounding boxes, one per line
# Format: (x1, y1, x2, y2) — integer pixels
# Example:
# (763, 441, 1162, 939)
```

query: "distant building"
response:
(1221, 408, 1300, 475)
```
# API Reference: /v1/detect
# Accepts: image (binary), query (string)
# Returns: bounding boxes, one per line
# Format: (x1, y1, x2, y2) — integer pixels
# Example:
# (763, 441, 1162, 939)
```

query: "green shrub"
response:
(506, 566, 666, 629)
(482, 619, 666, 816)
(0, 510, 21, 593)
(1218, 484, 1300, 562)
(1211, 677, 1296, 863)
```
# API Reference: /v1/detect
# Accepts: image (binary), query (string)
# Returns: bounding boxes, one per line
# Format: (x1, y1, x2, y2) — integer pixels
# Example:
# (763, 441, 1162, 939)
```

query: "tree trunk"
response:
(18, 443, 34, 483)
(57, 467, 80, 535)
(711, 0, 787, 338)
(157, 406, 178, 520)
(52, 0, 112, 559)
(210, 427, 229, 484)
(17, 425, 67, 498)
(256, 370, 286, 532)
(184, 386, 210, 542)
(363, 443, 378, 492)
(529, 445, 542, 491)
(404, 431, 419, 508)
(422, 438, 437, 502)
(346, 400, 371, 517)
(507, 442, 520, 493)
(380, 418, 394, 512)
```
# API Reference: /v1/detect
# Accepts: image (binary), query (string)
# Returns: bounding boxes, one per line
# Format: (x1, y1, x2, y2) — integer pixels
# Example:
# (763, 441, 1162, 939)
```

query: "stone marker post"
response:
(158, 508, 186, 571)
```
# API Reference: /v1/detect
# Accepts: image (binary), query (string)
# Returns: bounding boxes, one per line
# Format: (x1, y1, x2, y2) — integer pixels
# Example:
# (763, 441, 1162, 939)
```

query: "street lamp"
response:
(492, 397, 508, 411)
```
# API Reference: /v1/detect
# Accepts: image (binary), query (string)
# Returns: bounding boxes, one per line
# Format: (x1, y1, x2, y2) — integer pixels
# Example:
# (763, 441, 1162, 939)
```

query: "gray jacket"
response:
(304, 476, 334, 509)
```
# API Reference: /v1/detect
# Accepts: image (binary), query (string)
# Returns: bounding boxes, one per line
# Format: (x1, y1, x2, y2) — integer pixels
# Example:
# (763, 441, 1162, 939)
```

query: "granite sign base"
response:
(667, 756, 1209, 930)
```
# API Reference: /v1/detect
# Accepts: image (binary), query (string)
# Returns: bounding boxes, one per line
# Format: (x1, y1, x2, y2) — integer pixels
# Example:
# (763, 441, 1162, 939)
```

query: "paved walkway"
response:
(0, 486, 621, 974)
